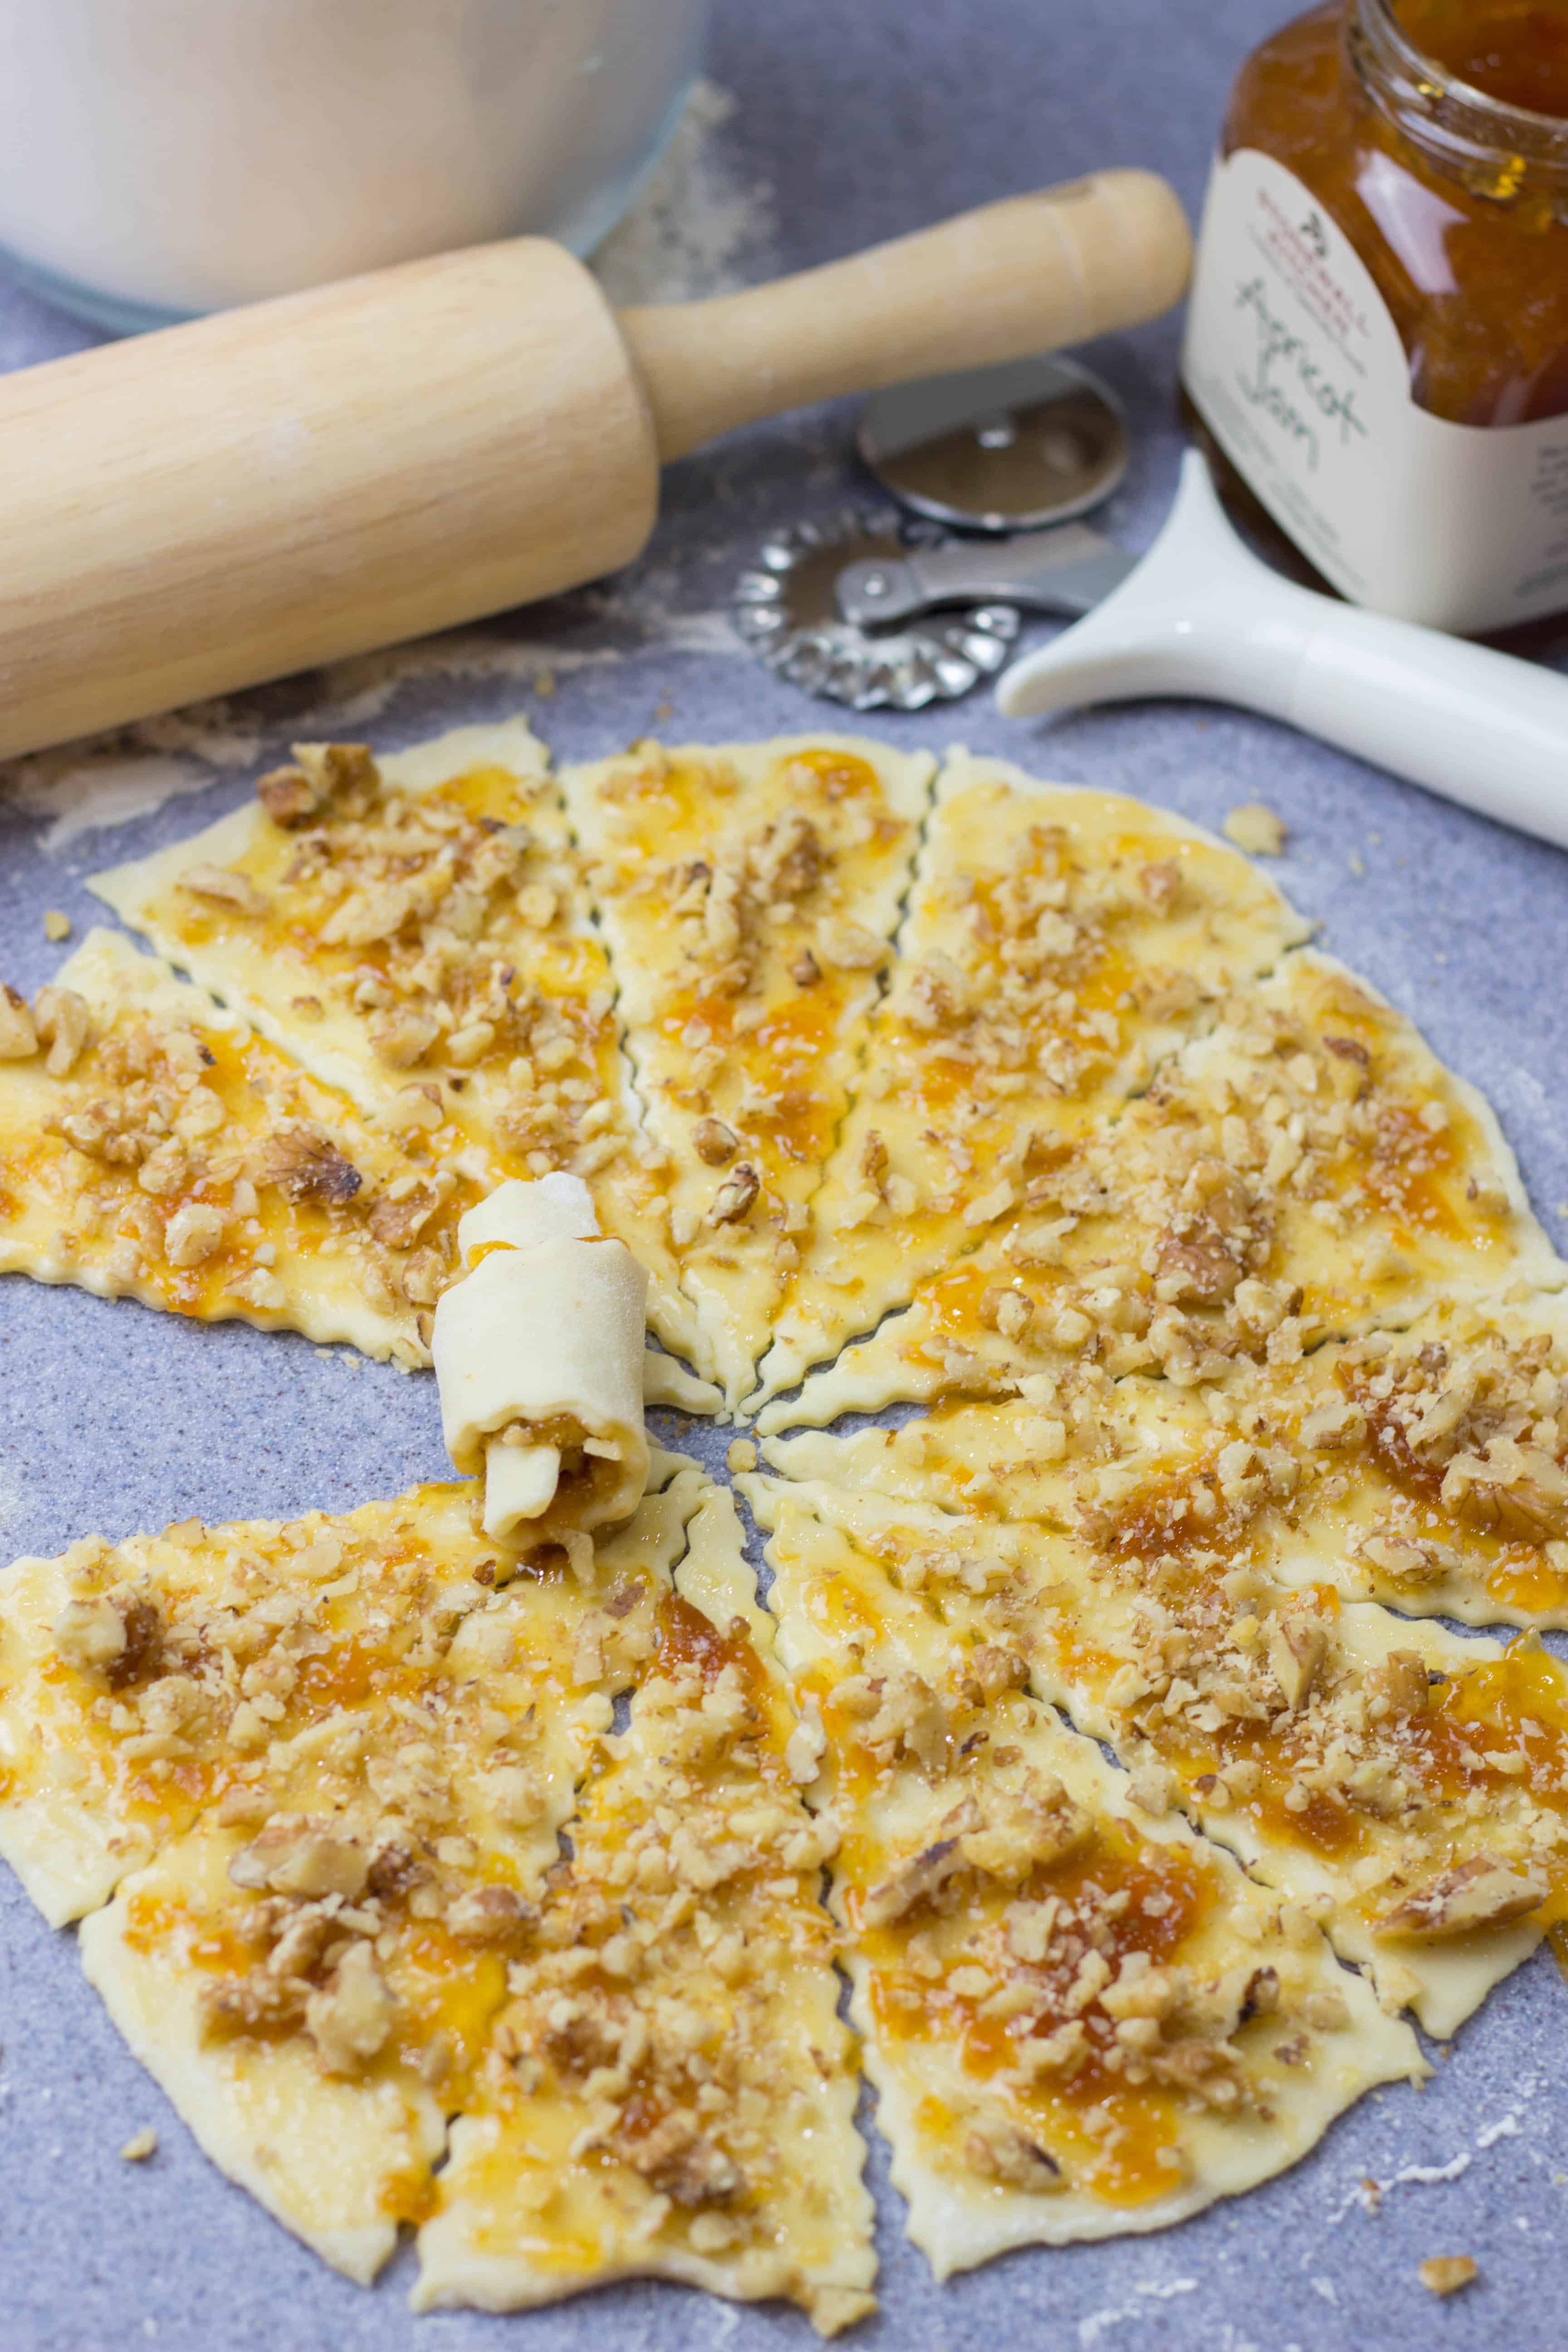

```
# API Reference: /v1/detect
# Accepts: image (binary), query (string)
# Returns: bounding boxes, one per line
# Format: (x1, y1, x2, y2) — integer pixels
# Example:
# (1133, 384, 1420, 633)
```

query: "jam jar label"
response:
(1182, 147, 1568, 633)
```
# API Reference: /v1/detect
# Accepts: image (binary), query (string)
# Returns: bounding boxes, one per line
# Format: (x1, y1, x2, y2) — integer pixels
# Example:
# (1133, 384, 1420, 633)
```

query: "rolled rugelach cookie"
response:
(431, 1174, 650, 1550)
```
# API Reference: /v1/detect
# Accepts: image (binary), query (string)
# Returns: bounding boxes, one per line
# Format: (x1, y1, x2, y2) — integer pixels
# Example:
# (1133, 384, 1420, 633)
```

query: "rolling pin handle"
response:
(617, 168, 1192, 462)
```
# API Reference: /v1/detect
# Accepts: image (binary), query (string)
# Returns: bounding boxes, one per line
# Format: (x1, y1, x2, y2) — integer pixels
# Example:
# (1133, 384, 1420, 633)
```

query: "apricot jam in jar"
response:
(1182, 0, 1568, 632)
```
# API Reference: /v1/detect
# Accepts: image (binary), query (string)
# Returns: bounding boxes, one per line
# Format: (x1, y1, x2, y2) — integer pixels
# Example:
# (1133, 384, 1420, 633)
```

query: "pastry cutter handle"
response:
(997, 451, 1568, 856)
(837, 527, 1138, 624)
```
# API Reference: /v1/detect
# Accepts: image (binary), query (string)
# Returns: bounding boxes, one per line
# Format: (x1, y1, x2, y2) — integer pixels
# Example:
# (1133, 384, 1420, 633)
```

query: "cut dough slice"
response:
(745, 1477, 1420, 2276)
(415, 1488, 877, 2337)
(80, 1817, 449, 2285)
(4, 1465, 711, 2280)
(0, 926, 490, 1365)
(746, 1471, 1568, 2039)
(88, 725, 701, 1377)
(766, 1285, 1568, 1632)
(0, 1465, 705, 1926)
(559, 734, 935, 1405)
(761, 946, 1562, 1430)
(751, 750, 1310, 1415)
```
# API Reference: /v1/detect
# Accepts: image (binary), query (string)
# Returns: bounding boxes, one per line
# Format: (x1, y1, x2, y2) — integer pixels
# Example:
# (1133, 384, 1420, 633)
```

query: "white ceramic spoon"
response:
(996, 450, 1568, 855)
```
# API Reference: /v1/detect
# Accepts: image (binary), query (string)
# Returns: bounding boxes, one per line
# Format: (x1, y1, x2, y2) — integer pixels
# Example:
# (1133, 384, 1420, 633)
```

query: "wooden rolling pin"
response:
(0, 168, 1189, 759)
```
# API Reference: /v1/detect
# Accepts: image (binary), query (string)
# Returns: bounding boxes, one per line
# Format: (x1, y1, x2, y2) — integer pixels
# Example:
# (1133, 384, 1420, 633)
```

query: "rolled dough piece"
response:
(433, 1177, 650, 1548)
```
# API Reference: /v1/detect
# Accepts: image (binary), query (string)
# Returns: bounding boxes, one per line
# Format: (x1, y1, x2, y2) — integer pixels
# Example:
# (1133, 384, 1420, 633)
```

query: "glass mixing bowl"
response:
(0, 0, 708, 332)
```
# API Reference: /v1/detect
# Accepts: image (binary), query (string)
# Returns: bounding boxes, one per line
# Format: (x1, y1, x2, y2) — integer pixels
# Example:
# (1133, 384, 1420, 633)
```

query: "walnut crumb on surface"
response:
(1419, 2255, 1477, 2296)
(1223, 802, 1288, 857)
(725, 1439, 757, 1473)
(119, 2127, 158, 2161)
(43, 910, 71, 942)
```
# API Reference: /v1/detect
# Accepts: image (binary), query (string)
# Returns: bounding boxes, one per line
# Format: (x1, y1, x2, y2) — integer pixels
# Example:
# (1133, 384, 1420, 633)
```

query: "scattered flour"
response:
(6, 750, 220, 852)
(1078, 2280, 1198, 2347)
(591, 79, 777, 304)
(1331, 2151, 1472, 2221)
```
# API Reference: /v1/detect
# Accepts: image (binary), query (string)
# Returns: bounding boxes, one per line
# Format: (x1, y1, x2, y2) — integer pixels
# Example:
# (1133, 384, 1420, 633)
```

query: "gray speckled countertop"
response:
(3, 4, 1568, 2347)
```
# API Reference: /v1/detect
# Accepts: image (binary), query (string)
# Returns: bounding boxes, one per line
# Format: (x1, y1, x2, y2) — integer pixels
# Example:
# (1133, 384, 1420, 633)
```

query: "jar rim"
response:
(1350, 0, 1568, 187)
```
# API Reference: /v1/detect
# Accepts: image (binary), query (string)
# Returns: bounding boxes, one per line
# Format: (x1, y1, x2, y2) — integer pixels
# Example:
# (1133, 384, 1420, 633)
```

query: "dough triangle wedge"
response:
(741, 1472, 1421, 2276)
(0, 925, 490, 1366)
(559, 734, 935, 1406)
(759, 942, 1563, 1431)
(750, 750, 1310, 1419)
(766, 1284, 1568, 1632)
(1, 1460, 710, 2279)
(414, 1486, 877, 2336)
(87, 722, 706, 1382)
(745, 1466, 1568, 2040)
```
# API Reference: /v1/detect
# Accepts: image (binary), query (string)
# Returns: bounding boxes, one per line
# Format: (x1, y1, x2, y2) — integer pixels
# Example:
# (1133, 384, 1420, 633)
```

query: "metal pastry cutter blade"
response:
(731, 508, 1020, 713)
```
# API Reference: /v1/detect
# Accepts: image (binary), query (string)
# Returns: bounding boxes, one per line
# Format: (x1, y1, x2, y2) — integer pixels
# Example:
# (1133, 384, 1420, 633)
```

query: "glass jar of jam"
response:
(1181, 0, 1568, 632)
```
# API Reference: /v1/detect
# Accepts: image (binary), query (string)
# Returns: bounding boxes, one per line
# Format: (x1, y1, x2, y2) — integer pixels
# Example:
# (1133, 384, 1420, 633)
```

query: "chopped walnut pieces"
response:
(814, 917, 886, 972)
(163, 1200, 226, 1269)
(253, 1127, 363, 1205)
(0, 983, 38, 1058)
(964, 2114, 1066, 2192)
(1376, 1854, 1547, 1941)
(400, 1245, 448, 1306)
(1419, 2256, 1478, 2297)
(229, 1818, 370, 1901)
(1445, 1439, 1568, 1543)
(1267, 1605, 1329, 1711)
(256, 763, 325, 829)
(693, 1116, 738, 1166)
(32, 985, 90, 1077)
(860, 1810, 976, 1928)
(370, 1006, 442, 1069)
(106, 1596, 164, 1690)
(709, 1161, 760, 1226)
(305, 1940, 396, 2074)
(1362, 1651, 1431, 1720)
(52, 1592, 131, 1676)
(365, 1182, 441, 1250)
(178, 863, 267, 916)
(620, 2112, 746, 2207)
(446, 1884, 537, 1943)
(1139, 857, 1183, 912)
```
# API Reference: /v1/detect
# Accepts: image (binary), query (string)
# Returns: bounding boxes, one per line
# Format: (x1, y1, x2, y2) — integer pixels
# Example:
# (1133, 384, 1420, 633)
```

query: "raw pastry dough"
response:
(0, 1462, 712, 2278)
(769, 1288, 1568, 1632)
(751, 750, 1310, 1416)
(760, 944, 1562, 1431)
(88, 725, 702, 1378)
(559, 734, 935, 1405)
(432, 1175, 650, 1548)
(744, 1473, 1421, 2273)
(746, 1468, 1568, 2038)
(0, 926, 480, 1366)
(415, 1490, 877, 2334)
